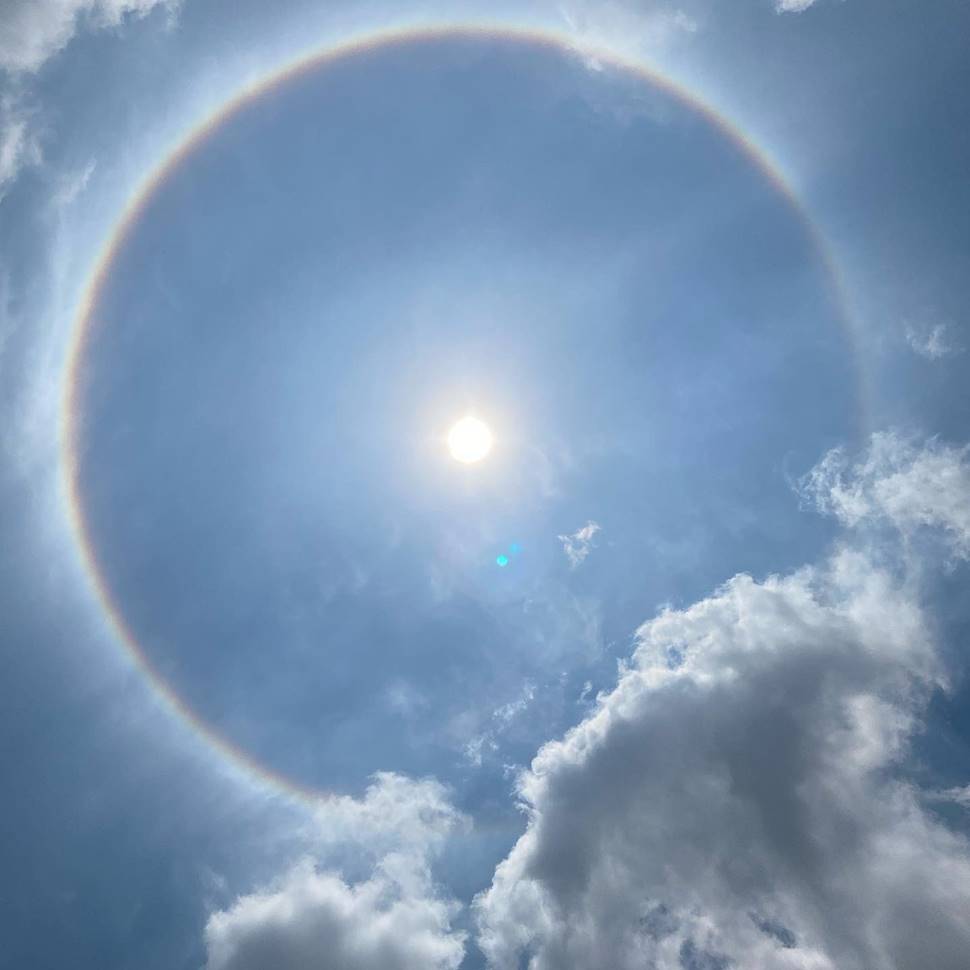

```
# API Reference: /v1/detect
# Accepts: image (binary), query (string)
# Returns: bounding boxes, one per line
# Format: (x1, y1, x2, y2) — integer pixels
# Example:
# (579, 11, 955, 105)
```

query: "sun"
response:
(447, 416, 494, 464)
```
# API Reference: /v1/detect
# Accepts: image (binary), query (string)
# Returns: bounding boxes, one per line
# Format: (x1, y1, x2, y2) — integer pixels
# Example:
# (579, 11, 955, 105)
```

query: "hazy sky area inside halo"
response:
(2, 2, 970, 970)
(76, 33, 854, 796)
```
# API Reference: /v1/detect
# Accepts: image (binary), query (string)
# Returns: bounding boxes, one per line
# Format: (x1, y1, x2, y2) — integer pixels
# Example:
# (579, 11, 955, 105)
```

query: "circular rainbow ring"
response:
(60, 23, 864, 805)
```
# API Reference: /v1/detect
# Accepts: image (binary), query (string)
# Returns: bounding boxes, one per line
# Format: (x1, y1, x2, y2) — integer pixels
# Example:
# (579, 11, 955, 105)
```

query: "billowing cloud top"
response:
(474, 436, 970, 970)
(204, 774, 468, 970)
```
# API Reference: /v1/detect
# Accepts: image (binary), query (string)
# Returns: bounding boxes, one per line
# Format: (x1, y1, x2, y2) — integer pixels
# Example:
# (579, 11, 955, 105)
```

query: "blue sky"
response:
(1, 2, 969, 969)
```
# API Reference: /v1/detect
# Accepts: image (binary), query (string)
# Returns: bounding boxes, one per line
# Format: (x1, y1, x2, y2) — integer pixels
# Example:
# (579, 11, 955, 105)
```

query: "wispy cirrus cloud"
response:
(558, 1, 699, 63)
(775, 0, 821, 12)
(905, 320, 961, 360)
(464, 681, 537, 768)
(0, 94, 41, 199)
(926, 786, 970, 810)
(0, 0, 176, 197)
(559, 520, 601, 568)
(0, 0, 178, 75)
(799, 432, 970, 558)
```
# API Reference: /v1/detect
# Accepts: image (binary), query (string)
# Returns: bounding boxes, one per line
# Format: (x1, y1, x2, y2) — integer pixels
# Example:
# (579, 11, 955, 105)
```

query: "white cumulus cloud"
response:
(205, 862, 465, 970)
(475, 436, 970, 970)
(204, 773, 467, 970)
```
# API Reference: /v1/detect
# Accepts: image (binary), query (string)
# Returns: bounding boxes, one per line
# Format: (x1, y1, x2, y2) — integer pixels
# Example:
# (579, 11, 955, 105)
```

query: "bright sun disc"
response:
(448, 416, 493, 464)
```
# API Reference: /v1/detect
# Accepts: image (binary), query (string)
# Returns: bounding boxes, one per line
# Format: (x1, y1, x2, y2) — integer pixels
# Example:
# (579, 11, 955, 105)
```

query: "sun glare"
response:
(448, 416, 493, 464)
